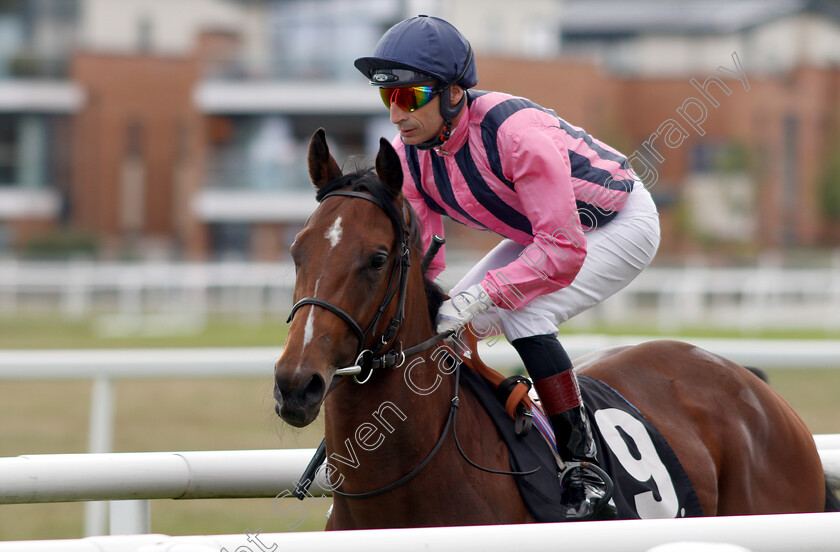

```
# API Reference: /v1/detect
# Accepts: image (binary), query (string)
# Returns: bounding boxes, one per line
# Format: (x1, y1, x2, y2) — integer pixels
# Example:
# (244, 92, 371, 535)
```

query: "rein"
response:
(287, 186, 538, 501)
(331, 361, 463, 499)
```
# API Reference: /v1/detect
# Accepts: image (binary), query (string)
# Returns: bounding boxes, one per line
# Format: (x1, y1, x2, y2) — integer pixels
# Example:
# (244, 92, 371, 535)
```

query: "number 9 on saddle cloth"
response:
(461, 368, 704, 521)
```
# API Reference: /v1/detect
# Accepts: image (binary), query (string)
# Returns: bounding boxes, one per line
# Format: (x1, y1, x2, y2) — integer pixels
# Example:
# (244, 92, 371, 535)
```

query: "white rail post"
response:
(829, 249, 840, 331)
(84, 376, 114, 536)
(62, 258, 91, 320)
(0, 258, 19, 314)
(109, 500, 150, 535)
(656, 271, 681, 333)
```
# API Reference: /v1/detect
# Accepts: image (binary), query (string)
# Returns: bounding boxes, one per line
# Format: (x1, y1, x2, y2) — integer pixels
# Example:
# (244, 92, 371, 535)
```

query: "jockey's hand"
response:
(436, 283, 495, 335)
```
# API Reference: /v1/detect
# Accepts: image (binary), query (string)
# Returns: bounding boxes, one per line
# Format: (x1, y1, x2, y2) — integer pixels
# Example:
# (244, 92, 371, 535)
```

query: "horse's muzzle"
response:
(273, 369, 326, 427)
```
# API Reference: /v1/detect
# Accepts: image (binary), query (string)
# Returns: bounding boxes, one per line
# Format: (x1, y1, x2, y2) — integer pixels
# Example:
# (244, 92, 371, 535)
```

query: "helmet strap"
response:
(409, 45, 472, 151)
(415, 87, 466, 151)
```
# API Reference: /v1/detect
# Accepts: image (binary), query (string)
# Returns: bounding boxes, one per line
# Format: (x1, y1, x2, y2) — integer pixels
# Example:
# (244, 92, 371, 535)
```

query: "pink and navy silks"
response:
(396, 90, 637, 310)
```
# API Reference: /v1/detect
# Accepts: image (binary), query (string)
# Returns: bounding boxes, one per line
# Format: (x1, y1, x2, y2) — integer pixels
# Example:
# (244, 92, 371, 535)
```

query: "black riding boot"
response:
(550, 403, 617, 520)
(511, 334, 617, 521)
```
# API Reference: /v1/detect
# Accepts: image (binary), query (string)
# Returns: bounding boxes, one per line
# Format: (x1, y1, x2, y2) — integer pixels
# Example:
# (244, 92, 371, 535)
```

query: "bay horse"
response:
(273, 128, 829, 529)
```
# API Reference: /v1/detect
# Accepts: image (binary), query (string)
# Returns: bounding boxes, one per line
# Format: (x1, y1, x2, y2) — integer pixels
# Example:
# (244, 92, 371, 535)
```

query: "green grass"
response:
(0, 315, 326, 540)
(1, 315, 838, 351)
(0, 377, 330, 539)
(0, 315, 837, 540)
(564, 324, 840, 340)
(0, 315, 290, 350)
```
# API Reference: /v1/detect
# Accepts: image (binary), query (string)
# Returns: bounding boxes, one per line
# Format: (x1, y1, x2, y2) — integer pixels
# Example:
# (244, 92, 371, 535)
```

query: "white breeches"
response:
(450, 183, 661, 341)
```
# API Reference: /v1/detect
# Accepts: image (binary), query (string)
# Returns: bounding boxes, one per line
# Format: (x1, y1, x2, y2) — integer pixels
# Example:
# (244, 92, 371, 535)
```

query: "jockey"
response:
(355, 15, 660, 521)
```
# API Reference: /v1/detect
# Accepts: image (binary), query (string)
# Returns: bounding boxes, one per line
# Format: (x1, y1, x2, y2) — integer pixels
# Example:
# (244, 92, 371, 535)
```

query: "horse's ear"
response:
(308, 128, 342, 189)
(375, 137, 403, 196)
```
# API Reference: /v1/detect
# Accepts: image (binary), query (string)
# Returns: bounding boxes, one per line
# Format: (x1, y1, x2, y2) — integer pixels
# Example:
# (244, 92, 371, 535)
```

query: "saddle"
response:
(458, 328, 704, 522)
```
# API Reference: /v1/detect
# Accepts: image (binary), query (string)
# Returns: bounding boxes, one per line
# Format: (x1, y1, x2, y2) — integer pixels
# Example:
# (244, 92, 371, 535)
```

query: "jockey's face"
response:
(388, 83, 464, 146)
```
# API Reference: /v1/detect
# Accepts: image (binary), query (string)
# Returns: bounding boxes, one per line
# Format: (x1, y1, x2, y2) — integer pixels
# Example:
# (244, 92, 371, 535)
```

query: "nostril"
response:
(303, 374, 325, 406)
(273, 370, 325, 424)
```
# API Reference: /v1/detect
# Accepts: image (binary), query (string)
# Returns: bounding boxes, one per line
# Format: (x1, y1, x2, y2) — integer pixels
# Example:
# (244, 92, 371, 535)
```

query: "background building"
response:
(0, 0, 838, 263)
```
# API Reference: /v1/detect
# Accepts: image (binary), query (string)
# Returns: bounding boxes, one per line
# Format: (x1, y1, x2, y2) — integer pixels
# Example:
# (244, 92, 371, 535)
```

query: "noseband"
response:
(286, 189, 413, 383)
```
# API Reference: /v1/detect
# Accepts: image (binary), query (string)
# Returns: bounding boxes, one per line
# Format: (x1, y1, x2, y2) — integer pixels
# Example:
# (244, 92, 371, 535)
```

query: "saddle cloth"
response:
(459, 367, 704, 521)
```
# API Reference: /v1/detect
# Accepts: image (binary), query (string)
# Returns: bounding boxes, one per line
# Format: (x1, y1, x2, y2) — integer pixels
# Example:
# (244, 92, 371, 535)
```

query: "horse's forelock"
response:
(314, 167, 399, 203)
(312, 166, 444, 327)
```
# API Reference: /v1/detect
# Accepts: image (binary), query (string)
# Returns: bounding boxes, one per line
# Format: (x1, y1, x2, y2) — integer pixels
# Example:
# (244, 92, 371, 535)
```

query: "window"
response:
(210, 223, 251, 258)
(690, 141, 749, 174)
(0, 115, 19, 185)
(0, 114, 49, 188)
(207, 116, 307, 191)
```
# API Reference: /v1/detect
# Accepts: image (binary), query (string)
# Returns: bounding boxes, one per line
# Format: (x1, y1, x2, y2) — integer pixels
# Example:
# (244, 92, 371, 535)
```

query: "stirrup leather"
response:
(496, 375, 534, 436)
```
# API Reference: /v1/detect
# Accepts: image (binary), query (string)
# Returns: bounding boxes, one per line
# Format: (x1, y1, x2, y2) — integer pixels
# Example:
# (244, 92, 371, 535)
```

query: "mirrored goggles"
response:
(379, 86, 439, 112)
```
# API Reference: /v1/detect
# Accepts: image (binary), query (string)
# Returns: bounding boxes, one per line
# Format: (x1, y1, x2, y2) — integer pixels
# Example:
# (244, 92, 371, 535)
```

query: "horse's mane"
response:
(315, 166, 446, 326)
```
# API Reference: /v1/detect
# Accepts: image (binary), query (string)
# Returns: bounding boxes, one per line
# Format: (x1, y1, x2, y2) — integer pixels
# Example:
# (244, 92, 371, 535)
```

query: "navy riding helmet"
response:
(354, 15, 477, 148)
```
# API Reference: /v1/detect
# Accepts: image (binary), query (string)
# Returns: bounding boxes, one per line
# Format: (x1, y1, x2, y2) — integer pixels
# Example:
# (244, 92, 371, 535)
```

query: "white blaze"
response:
(325, 217, 343, 248)
(302, 309, 315, 348)
(298, 216, 340, 372)
(301, 279, 320, 349)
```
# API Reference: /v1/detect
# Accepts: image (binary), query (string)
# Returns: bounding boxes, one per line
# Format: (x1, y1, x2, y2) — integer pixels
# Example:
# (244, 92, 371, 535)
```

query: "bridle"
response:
(287, 183, 539, 501)
(286, 188, 418, 384)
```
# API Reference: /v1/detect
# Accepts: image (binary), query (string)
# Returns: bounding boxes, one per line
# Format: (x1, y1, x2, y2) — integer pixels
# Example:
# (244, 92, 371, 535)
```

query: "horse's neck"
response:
(323, 277, 453, 485)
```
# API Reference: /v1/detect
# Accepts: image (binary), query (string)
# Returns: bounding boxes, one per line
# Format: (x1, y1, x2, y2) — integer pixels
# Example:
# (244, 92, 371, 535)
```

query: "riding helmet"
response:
(354, 15, 477, 90)
(355, 16, 476, 149)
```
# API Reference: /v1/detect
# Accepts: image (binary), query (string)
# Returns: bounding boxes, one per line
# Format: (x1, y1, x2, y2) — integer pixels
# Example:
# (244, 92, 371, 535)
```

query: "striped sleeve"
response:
(480, 117, 588, 310)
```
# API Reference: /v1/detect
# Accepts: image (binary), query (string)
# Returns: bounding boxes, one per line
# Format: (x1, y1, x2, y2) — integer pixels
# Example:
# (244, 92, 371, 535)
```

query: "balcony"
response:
(0, 187, 60, 219)
(0, 79, 84, 113)
(192, 188, 316, 224)
(194, 80, 381, 115)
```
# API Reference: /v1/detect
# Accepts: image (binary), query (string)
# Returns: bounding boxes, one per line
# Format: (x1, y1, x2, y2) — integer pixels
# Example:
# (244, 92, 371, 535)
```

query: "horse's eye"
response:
(369, 253, 388, 270)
